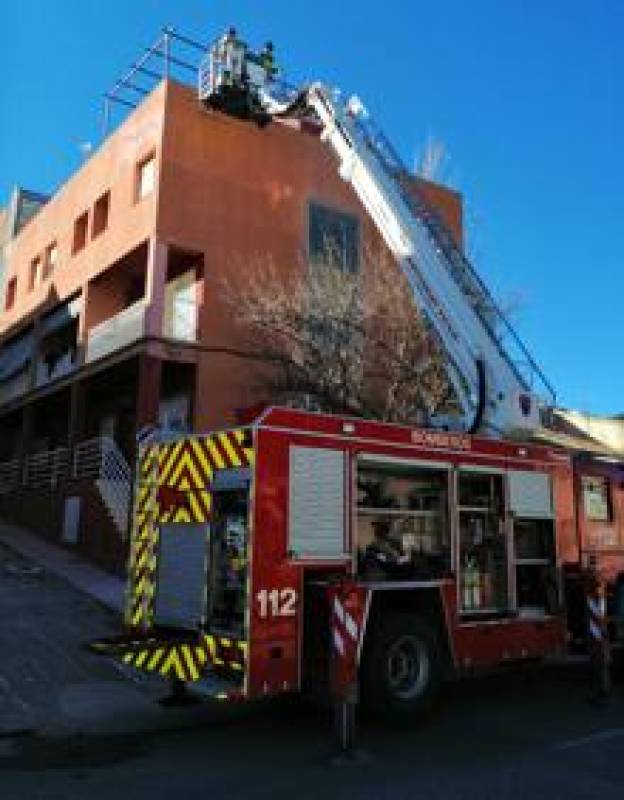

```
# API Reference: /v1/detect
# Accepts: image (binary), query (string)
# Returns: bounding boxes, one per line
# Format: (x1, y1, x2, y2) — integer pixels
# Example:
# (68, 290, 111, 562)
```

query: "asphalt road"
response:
(0, 542, 162, 735)
(1, 540, 624, 798)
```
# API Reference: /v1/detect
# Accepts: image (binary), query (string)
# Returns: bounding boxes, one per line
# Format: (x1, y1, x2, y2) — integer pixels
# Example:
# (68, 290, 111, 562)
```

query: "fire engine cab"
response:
(93, 407, 585, 719)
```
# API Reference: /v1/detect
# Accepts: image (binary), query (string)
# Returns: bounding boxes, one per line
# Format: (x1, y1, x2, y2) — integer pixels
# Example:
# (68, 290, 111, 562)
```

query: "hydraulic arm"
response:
(200, 35, 556, 436)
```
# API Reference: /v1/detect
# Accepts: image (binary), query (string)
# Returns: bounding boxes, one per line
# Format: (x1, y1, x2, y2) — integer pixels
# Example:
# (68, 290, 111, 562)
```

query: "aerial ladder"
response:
(199, 32, 556, 437)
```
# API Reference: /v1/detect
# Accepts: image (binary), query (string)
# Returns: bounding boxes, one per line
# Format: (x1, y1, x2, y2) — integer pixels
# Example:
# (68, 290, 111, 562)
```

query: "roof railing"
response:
(102, 27, 209, 137)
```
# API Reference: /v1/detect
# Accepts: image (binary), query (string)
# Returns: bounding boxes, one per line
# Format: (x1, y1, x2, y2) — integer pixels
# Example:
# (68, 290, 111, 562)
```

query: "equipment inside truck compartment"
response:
(207, 486, 249, 634)
(356, 459, 451, 579)
(458, 472, 508, 613)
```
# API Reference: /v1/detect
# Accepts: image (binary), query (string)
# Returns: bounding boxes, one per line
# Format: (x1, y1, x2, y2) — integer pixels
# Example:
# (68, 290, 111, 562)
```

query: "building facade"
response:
(0, 78, 463, 571)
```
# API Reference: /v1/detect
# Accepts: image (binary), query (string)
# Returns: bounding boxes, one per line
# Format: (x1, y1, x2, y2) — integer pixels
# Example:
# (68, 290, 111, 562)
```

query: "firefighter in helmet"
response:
(259, 41, 278, 79)
(362, 516, 410, 577)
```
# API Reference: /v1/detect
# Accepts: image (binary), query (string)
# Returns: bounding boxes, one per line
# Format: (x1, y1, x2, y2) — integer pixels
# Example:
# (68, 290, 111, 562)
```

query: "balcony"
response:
(0, 369, 30, 407)
(35, 351, 77, 387)
(86, 301, 147, 364)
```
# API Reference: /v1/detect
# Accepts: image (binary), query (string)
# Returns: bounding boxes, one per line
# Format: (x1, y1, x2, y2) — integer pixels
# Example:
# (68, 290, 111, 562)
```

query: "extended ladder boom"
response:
(297, 84, 554, 435)
(199, 35, 555, 436)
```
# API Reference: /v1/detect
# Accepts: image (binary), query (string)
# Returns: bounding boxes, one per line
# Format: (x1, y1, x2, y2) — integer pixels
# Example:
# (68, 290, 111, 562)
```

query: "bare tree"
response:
(219, 249, 452, 425)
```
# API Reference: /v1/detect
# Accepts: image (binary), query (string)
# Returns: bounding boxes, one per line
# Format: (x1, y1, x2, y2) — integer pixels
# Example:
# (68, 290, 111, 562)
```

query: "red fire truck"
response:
(93, 33, 624, 722)
(93, 407, 624, 720)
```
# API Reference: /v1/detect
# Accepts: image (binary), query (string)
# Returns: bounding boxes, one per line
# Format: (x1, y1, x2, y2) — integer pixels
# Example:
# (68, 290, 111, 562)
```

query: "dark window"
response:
(309, 201, 359, 273)
(29, 256, 41, 291)
(92, 191, 110, 238)
(5, 276, 17, 310)
(43, 242, 58, 279)
(72, 211, 88, 254)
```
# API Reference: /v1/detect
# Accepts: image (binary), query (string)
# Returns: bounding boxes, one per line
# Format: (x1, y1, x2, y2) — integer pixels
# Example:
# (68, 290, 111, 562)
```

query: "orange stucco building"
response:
(0, 77, 462, 569)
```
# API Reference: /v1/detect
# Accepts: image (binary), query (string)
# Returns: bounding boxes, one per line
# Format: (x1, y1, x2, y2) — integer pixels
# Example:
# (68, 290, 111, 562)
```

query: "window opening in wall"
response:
(137, 154, 156, 201)
(29, 256, 42, 291)
(309, 201, 359, 273)
(458, 471, 508, 614)
(73, 211, 88, 254)
(5, 276, 17, 310)
(92, 191, 110, 238)
(43, 242, 58, 280)
(356, 460, 451, 580)
(37, 319, 78, 385)
(582, 476, 611, 522)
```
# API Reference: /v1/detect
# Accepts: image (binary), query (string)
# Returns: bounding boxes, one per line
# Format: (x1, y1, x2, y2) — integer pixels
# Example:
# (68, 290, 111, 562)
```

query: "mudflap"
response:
(90, 629, 247, 698)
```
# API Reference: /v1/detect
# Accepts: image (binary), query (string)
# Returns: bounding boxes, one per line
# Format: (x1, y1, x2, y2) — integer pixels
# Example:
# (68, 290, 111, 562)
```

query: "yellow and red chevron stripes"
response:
(124, 429, 253, 629)
(92, 633, 247, 683)
(125, 443, 159, 628)
(158, 430, 253, 490)
(153, 429, 253, 524)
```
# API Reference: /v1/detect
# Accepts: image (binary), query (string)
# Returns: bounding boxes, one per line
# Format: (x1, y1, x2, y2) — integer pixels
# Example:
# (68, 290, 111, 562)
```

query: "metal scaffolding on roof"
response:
(102, 27, 209, 137)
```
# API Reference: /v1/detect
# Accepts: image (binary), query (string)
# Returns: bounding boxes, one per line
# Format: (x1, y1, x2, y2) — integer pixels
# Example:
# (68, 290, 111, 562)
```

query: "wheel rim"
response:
(386, 635, 430, 700)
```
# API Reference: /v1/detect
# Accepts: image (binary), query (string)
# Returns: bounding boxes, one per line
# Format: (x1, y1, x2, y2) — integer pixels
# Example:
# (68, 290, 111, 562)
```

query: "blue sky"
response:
(2, 1, 623, 414)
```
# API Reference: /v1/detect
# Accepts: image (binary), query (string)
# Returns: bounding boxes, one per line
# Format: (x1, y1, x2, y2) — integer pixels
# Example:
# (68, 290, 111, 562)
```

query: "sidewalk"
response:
(0, 519, 240, 742)
(0, 521, 124, 613)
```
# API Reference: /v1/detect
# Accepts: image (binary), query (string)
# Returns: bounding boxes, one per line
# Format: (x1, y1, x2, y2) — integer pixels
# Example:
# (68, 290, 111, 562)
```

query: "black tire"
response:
(360, 613, 443, 721)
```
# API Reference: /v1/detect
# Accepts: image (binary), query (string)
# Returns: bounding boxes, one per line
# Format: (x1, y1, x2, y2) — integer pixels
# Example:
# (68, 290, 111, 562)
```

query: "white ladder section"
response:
(73, 437, 132, 538)
(259, 81, 556, 435)
(302, 84, 556, 435)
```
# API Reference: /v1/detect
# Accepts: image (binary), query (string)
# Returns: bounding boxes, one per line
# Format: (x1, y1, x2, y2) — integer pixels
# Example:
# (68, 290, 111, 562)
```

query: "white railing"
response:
(73, 436, 132, 537)
(0, 436, 132, 538)
(85, 302, 147, 364)
(23, 447, 71, 488)
(0, 458, 22, 495)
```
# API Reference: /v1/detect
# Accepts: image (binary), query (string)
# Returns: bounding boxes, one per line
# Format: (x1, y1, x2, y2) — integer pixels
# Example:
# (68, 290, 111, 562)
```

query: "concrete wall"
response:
(0, 480, 124, 574)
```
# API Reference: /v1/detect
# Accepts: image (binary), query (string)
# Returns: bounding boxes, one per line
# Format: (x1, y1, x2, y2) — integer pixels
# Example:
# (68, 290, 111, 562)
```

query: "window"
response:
(582, 476, 611, 521)
(72, 211, 88, 254)
(137, 154, 156, 200)
(29, 256, 42, 291)
(5, 277, 17, 310)
(458, 472, 508, 613)
(309, 201, 359, 273)
(356, 460, 451, 579)
(92, 191, 110, 238)
(43, 242, 58, 279)
(513, 518, 558, 615)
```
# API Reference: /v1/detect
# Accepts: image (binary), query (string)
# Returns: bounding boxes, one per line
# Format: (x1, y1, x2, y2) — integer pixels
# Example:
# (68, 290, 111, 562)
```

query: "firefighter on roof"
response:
(259, 41, 278, 78)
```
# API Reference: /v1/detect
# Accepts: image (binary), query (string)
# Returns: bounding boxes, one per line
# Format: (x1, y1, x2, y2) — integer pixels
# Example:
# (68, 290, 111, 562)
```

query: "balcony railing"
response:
(35, 351, 77, 388)
(0, 438, 132, 537)
(0, 369, 31, 407)
(86, 301, 147, 363)
(0, 458, 22, 495)
(22, 447, 71, 488)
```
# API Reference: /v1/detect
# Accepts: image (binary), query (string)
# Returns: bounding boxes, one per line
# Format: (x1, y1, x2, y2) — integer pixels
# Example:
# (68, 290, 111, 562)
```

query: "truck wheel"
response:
(360, 614, 442, 721)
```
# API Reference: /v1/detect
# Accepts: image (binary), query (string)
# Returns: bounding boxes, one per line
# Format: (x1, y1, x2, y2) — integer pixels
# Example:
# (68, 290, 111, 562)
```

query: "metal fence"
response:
(0, 437, 132, 537)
